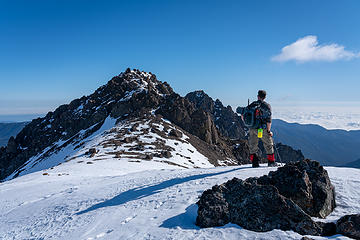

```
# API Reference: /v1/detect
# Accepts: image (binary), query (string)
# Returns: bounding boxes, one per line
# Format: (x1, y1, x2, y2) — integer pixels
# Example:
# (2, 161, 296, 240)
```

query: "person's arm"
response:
(266, 122, 273, 137)
(266, 103, 273, 136)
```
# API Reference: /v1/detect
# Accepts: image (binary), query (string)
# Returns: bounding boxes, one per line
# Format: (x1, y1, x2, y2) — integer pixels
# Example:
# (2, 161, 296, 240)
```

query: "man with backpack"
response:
(239, 90, 276, 168)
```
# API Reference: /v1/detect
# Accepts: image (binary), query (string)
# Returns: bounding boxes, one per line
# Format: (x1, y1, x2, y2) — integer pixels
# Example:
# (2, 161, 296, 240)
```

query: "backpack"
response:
(237, 102, 269, 129)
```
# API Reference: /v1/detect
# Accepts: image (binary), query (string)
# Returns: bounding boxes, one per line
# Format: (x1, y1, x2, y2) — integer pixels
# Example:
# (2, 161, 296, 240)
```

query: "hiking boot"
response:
(250, 154, 260, 168)
(268, 161, 277, 167)
(252, 160, 260, 168)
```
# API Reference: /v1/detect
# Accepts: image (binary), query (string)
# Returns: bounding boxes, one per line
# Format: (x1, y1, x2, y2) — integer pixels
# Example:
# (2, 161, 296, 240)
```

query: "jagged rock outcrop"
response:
(336, 214, 360, 239)
(156, 94, 220, 145)
(196, 177, 323, 236)
(273, 142, 304, 163)
(196, 159, 336, 236)
(257, 159, 336, 218)
(185, 90, 245, 140)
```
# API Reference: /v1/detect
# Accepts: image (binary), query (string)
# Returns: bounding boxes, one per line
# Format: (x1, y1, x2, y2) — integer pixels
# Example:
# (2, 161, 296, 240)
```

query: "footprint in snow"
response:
(154, 201, 164, 209)
(87, 229, 113, 239)
(121, 215, 136, 224)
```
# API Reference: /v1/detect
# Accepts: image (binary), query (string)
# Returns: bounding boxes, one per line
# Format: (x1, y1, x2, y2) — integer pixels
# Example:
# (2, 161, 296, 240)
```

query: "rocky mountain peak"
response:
(0, 69, 176, 180)
(185, 91, 245, 140)
(185, 91, 215, 112)
(0, 69, 306, 181)
(108, 68, 173, 98)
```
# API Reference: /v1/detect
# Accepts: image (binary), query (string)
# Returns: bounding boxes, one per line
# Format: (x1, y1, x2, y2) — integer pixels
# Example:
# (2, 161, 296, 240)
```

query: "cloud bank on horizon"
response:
(272, 35, 360, 63)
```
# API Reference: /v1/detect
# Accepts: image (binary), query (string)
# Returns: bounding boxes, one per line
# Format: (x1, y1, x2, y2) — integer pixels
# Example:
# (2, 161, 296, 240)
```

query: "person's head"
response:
(257, 90, 266, 100)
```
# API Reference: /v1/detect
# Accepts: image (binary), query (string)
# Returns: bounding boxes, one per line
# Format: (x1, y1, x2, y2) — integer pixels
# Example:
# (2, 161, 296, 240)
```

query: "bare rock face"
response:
(6, 137, 17, 154)
(156, 94, 220, 145)
(196, 159, 336, 236)
(336, 214, 360, 239)
(185, 90, 246, 140)
(258, 159, 336, 218)
(274, 143, 305, 163)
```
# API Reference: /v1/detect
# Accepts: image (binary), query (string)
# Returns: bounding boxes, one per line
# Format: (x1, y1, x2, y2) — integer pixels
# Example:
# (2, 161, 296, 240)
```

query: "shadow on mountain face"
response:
(76, 167, 247, 215)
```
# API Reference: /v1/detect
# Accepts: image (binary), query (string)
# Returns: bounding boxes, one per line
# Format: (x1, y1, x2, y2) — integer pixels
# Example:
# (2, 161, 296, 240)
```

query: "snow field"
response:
(0, 165, 358, 239)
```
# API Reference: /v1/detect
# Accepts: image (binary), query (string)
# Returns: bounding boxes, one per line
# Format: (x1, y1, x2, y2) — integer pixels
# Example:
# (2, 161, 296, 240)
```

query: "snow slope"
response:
(1, 162, 359, 240)
(5, 115, 214, 181)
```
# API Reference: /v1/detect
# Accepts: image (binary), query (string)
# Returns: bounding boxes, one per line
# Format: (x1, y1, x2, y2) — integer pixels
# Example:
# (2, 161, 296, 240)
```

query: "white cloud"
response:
(272, 35, 359, 63)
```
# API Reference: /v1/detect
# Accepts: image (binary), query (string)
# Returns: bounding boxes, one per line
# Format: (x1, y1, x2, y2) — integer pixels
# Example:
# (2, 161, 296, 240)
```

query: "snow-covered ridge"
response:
(5, 114, 214, 181)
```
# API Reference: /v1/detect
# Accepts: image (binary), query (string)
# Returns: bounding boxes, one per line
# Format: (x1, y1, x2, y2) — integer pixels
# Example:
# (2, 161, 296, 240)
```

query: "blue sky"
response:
(1, 0, 360, 119)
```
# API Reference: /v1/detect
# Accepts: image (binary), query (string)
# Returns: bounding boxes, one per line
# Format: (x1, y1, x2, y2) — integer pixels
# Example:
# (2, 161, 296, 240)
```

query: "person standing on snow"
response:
(241, 90, 276, 168)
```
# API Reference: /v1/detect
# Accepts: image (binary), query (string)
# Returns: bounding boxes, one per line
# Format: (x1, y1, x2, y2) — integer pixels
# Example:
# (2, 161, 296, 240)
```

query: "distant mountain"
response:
(341, 159, 360, 169)
(0, 122, 28, 147)
(272, 119, 360, 166)
(0, 114, 44, 123)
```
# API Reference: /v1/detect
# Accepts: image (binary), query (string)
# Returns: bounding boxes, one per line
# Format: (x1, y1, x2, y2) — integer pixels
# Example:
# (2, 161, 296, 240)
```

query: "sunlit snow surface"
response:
(0, 162, 358, 240)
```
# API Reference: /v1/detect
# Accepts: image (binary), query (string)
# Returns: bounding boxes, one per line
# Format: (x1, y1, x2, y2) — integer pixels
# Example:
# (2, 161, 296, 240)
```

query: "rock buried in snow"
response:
(196, 159, 336, 236)
(336, 214, 360, 239)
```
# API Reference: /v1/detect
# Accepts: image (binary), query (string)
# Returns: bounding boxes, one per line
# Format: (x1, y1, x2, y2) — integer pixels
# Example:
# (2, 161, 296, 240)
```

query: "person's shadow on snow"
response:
(76, 167, 247, 215)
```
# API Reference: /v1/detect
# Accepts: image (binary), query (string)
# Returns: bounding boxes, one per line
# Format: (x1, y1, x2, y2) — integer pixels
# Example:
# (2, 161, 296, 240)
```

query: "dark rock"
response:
(6, 136, 17, 154)
(196, 177, 323, 236)
(161, 150, 172, 158)
(144, 154, 153, 160)
(317, 222, 337, 236)
(122, 137, 138, 143)
(274, 143, 305, 163)
(196, 160, 336, 236)
(86, 148, 97, 157)
(169, 129, 182, 138)
(336, 214, 360, 239)
(231, 140, 250, 164)
(301, 237, 314, 240)
(129, 145, 145, 151)
(185, 91, 246, 140)
(157, 94, 220, 145)
(88, 148, 97, 154)
(257, 159, 336, 218)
